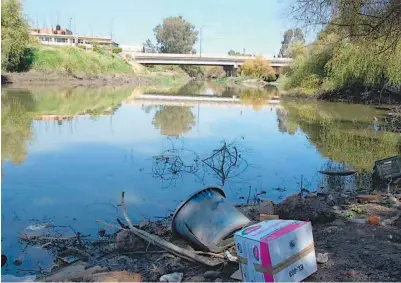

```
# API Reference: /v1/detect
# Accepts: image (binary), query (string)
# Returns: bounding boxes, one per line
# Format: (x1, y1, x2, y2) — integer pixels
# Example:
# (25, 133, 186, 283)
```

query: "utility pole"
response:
(110, 19, 113, 39)
(69, 17, 72, 32)
(199, 26, 203, 57)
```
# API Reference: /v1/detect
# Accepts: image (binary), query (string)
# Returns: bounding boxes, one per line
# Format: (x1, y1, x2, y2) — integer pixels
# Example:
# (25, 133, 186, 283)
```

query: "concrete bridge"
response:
(128, 53, 292, 76)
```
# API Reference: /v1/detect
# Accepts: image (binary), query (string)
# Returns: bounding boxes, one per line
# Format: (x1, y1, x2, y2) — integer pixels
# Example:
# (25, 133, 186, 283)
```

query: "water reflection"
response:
(152, 106, 196, 137)
(1, 90, 34, 164)
(281, 100, 401, 171)
(2, 82, 400, 277)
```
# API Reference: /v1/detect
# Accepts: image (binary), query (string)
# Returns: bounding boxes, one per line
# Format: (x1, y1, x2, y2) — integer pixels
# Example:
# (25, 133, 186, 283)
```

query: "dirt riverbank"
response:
(2, 71, 153, 87)
(5, 185, 400, 282)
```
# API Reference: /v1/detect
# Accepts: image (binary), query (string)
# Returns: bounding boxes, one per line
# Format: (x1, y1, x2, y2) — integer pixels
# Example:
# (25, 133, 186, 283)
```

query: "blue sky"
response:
(22, 0, 316, 56)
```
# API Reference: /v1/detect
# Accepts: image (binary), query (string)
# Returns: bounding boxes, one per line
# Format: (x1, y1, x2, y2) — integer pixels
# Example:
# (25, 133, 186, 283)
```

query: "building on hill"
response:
(31, 25, 118, 49)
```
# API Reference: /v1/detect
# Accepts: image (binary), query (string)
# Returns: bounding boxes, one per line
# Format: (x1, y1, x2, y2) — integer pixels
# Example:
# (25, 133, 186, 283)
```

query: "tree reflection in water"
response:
(1, 89, 35, 164)
(152, 106, 196, 137)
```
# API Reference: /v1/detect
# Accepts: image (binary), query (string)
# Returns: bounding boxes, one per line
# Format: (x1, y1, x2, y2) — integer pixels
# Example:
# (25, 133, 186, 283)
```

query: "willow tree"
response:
(290, 0, 401, 52)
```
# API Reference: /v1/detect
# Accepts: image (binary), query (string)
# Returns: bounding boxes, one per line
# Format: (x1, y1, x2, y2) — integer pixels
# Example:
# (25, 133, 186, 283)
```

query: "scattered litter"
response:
(171, 187, 250, 253)
(90, 271, 142, 282)
(382, 212, 401, 226)
(260, 214, 279, 221)
(230, 269, 242, 281)
(316, 252, 329, 264)
(368, 215, 381, 225)
(234, 220, 317, 282)
(347, 218, 367, 224)
(25, 223, 52, 231)
(159, 272, 183, 282)
(318, 170, 356, 176)
(225, 250, 238, 262)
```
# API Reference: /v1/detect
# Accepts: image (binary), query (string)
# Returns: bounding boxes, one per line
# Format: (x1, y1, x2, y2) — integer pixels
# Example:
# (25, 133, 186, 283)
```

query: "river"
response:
(1, 81, 400, 276)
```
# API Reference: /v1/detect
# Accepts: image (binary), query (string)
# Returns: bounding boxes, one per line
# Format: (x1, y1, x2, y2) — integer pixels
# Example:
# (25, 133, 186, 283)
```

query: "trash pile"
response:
(3, 155, 401, 282)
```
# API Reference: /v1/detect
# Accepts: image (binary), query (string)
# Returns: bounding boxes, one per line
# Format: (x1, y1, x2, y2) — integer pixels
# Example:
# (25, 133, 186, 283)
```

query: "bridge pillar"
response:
(223, 65, 238, 77)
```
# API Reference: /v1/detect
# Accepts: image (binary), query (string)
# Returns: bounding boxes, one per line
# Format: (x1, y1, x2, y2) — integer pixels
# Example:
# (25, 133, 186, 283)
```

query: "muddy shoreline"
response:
(2, 71, 153, 87)
(6, 186, 400, 282)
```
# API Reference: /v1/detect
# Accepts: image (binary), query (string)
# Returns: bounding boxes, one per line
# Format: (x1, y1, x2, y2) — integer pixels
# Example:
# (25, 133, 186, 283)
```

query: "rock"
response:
(332, 219, 345, 226)
(115, 230, 145, 251)
(258, 199, 274, 215)
(160, 272, 183, 282)
(388, 235, 393, 240)
(275, 194, 336, 223)
(115, 255, 132, 266)
(316, 253, 329, 264)
(166, 257, 184, 270)
(13, 258, 22, 266)
(214, 279, 223, 282)
(91, 271, 142, 282)
(190, 275, 205, 282)
(203, 270, 220, 279)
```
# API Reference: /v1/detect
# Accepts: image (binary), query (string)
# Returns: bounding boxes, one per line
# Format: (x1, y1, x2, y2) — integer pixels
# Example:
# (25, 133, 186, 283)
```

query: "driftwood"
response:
(97, 192, 225, 267)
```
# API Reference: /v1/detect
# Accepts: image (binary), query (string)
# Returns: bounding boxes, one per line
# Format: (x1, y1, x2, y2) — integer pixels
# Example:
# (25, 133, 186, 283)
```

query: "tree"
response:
(143, 38, 158, 53)
(153, 16, 198, 53)
(1, 0, 31, 71)
(152, 106, 196, 136)
(240, 56, 276, 81)
(279, 28, 305, 58)
(228, 49, 252, 56)
(290, 0, 401, 52)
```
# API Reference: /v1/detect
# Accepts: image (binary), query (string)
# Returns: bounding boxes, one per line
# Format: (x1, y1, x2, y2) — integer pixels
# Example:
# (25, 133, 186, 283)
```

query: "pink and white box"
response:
(234, 220, 317, 282)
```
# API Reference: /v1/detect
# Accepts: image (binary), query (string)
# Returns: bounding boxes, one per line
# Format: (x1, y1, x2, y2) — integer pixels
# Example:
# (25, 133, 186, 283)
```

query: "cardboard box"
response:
(234, 220, 317, 282)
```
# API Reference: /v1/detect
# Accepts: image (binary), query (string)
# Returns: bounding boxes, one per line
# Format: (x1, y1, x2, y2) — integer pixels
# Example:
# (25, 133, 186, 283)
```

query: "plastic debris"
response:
(225, 250, 238, 262)
(25, 223, 52, 231)
(347, 218, 367, 224)
(368, 215, 381, 225)
(159, 272, 183, 282)
(316, 252, 329, 264)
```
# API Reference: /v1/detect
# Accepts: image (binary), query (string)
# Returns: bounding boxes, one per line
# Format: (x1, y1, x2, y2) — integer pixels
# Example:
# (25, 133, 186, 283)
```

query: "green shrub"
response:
(112, 47, 122, 54)
(93, 44, 104, 54)
(1, 0, 31, 71)
(240, 56, 276, 81)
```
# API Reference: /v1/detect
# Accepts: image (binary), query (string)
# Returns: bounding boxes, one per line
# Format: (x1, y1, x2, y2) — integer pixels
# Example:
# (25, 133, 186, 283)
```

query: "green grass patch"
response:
(30, 45, 133, 75)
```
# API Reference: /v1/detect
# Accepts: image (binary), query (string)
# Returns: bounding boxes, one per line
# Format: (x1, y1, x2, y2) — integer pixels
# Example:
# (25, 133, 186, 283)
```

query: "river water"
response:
(1, 81, 400, 276)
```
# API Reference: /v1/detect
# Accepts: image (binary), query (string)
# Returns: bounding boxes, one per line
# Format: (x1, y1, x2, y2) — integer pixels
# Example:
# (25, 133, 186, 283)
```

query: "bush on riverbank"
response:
(240, 56, 276, 82)
(30, 45, 134, 76)
(283, 26, 401, 100)
(1, 0, 31, 72)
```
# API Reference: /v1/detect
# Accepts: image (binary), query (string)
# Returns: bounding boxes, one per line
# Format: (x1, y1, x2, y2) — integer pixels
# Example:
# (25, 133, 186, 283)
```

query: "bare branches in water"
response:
(152, 139, 250, 187)
(202, 141, 249, 186)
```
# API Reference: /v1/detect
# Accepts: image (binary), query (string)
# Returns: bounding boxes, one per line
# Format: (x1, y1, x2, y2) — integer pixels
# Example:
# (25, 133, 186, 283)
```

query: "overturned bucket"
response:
(171, 187, 251, 253)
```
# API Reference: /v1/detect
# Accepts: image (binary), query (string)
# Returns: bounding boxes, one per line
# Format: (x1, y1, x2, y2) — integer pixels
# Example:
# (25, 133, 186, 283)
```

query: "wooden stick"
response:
(102, 193, 225, 267)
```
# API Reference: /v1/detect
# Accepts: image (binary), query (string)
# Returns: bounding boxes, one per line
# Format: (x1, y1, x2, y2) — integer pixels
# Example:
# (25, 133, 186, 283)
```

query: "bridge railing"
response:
(129, 52, 292, 63)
